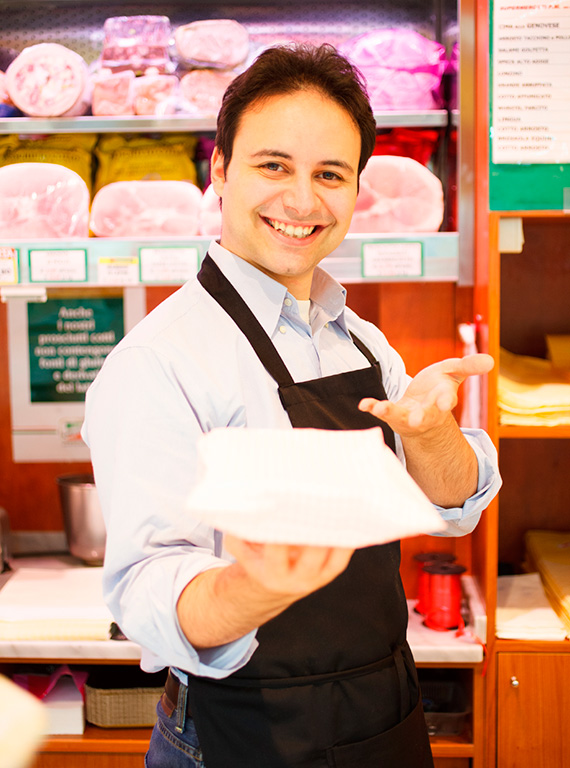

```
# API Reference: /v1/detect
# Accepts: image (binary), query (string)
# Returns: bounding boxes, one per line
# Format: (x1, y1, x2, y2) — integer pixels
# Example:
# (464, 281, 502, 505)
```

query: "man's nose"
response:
(282, 176, 319, 218)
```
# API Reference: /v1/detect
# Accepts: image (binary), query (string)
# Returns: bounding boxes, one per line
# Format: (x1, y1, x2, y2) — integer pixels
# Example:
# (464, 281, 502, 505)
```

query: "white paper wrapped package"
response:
(349, 155, 444, 233)
(199, 183, 222, 236)
(89, 180, 203, 237)
(186, 427, 446, 548)
(92, 70, 136, 116)
(338, 28, 447, 111)
(174, 19, 250, 69)
(179, 69, 236, 117)
(0, 162, 90, 238)
(6, 43, 91, 117)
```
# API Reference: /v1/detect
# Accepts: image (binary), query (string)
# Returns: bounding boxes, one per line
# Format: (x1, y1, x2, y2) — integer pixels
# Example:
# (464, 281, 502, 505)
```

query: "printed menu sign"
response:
(492, 0, 570, 164)
(27, 297, 124, 402)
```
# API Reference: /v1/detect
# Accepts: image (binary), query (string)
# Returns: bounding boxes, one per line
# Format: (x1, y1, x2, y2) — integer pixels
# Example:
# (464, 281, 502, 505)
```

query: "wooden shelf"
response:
(41, 725, 152, 753)
(499, 425, 570, 439)
(430, 732, 474, 758)
(495, 638, 570, 654)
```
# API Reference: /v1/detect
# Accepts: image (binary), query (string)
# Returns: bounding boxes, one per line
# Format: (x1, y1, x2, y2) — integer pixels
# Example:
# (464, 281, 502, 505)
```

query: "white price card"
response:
(139, 247, 199, 284)
(362, 242, 423, 278)
(0, 247, 19, 285)
(492, 0, 570, 164)
(29, 249, 87, 283)
(98, 256, 140, 285)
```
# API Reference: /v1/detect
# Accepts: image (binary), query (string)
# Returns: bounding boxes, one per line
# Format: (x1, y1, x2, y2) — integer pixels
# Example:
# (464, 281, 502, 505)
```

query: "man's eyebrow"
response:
(251, 149, 355, 174)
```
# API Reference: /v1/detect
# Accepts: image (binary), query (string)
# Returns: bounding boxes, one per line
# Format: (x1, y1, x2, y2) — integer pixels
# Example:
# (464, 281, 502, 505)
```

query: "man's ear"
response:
(210, 147, 226, 197)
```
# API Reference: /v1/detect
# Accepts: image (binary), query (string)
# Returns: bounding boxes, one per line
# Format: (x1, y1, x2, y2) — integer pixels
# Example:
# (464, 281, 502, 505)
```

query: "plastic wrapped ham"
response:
(338, 29, 447, 111)
(101, 15, 172, 74)
(5, 44, 91, 117)
(174, 20, 250, 69)
(132, 74, 178, 116)
(92, 70, 135, 116)
(0, 162, 89, 238)
(349, 155, 444, 233)
(199, 183, 222, 236)
(90, 180, 203, 237)
(180, 69, 236, 117)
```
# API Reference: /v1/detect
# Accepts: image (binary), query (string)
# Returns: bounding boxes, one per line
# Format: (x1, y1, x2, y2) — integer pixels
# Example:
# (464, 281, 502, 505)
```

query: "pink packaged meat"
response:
(91, 70, 135, 116)
(349, 155, 444, 233)
(199, 183, 222, 236)
(132, 74, 179, 116)
(179, 69, 236, 117)
(338, 29, 447, 111)
(0, 162, 90, 238)
(174, 20, 250, 69)
(90, 180, 203, 237)
(5, 43, 91, 117)
(101, 15, 172, 74)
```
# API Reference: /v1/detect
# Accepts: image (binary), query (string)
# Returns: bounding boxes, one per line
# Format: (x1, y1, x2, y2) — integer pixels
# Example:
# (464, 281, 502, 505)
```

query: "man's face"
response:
(210, 88, 361, 299)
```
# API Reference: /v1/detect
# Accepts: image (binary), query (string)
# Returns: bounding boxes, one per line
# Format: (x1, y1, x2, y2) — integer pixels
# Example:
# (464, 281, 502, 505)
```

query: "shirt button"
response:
(279, 325, 287, 334)
(325, 323, 330, 329)
(284, 298, 292, 307)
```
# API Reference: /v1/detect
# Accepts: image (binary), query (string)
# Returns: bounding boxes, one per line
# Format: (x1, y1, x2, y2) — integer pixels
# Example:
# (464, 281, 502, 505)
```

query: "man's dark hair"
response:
(215, 43, 377, 178)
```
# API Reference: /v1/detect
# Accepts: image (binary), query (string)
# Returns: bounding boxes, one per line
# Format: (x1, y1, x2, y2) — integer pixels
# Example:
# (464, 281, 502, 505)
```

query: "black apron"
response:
(186, 254, 433, 768)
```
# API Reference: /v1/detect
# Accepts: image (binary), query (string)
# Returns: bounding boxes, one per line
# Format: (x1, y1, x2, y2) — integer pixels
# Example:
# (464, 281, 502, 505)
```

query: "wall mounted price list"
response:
(492, 0, 570, 164)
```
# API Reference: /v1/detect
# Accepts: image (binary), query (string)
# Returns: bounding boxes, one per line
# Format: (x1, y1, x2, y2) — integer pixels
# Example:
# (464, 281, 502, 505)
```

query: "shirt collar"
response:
(207, 240, 350, 337)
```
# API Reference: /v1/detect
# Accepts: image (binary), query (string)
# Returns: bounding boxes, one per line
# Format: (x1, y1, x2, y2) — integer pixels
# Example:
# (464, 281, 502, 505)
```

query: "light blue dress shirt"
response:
(82, 241, 501, 680)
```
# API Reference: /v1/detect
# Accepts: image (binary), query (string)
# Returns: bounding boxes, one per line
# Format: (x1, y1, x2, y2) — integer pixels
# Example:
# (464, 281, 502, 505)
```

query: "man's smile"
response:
(263, 217, 319, 239)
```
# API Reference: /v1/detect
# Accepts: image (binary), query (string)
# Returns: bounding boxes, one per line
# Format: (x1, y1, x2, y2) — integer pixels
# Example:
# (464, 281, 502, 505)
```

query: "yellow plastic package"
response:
(0, 133, 97, 195)
(94, 133, 199, 193)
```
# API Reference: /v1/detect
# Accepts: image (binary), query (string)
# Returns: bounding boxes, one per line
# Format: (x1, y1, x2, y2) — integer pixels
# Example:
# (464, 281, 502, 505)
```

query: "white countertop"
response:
(0, 557, 485, 664)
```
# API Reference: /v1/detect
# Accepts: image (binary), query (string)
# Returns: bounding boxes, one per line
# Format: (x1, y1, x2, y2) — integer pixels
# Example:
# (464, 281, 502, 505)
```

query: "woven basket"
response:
(85, 684, 163, 728)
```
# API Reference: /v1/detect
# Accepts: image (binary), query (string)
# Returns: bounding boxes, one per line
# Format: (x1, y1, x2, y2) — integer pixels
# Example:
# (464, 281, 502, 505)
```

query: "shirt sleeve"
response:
(82, 345, 258, 678)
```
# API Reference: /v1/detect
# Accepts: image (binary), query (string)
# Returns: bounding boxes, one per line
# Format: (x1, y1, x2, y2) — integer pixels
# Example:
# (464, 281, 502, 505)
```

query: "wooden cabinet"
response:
(0, 1, 495, 766)
(497, 653, 570, 768)
(472, 2, 570, 765)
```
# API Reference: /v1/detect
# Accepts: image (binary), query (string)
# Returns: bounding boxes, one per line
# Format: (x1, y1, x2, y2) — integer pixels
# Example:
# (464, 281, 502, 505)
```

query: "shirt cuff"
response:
(432, 429, 502, 536)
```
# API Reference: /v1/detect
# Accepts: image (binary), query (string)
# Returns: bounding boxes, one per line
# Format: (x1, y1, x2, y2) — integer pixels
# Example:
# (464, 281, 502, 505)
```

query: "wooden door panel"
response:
(497, 653, 570, 768)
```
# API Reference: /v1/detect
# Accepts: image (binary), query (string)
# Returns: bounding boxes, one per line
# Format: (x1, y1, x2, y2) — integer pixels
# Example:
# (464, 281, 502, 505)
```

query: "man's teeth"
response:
(268, 219, 316, 238)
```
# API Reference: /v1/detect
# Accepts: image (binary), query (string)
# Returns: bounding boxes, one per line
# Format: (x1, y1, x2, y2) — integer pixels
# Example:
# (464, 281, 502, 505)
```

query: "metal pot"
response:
(56, 474, 106, 566)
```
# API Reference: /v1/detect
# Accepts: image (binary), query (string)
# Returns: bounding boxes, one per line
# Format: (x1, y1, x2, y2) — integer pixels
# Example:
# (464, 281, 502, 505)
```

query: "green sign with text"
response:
(28, 297, 124, 403)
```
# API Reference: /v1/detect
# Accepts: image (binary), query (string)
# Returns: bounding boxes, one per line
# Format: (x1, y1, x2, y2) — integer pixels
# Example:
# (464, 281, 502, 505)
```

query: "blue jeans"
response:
(145, 698, 205, 768)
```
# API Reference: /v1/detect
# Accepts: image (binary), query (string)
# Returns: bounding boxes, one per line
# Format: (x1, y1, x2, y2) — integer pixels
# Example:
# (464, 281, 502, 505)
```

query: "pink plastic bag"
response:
(338, 29, 447, 111)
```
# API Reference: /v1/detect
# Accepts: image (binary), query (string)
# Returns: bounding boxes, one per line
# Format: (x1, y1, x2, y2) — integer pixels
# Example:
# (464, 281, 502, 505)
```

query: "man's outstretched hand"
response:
(358, 353, 494, 437)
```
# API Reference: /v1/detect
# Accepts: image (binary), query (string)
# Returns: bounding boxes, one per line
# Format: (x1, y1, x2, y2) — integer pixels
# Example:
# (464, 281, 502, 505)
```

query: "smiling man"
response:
(82, 44, 501, 768)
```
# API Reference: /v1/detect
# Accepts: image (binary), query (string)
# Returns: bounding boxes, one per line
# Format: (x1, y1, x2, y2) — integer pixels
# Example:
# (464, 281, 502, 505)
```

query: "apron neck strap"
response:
(198, 254, 295, 386)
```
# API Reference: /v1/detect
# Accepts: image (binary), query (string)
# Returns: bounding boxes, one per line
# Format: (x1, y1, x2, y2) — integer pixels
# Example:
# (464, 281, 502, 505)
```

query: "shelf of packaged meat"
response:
(0, 232, 459, 290)
(0, 110, 450, 134)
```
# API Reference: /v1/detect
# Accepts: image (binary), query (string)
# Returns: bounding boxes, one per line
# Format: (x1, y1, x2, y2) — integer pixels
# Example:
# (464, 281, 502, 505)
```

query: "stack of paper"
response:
(0, 566, 113, 641)
(525, 530, 570, 632)
(186, 427, 446, 547)
(498, 348, 570, 427)
(496, 572, 567, 641)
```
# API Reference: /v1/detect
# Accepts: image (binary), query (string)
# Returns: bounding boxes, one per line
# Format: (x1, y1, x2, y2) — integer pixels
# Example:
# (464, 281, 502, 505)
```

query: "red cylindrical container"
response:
(413, 552, 456, 615)
(423, 562, 466, 631)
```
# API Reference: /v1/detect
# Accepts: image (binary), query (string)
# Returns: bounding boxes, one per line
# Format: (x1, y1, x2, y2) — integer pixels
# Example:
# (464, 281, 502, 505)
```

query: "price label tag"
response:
(0, 247, 19, 284)
(139, 247, 199, 284)
(29, 249, 88, 283)
(362, 242, 423, 278)
(98, 256, 140, 285)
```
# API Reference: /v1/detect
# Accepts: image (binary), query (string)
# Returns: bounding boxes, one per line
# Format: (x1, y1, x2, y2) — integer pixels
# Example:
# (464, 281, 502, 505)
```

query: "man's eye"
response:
(320, 171, 341, 181)
(262, 162, 283, 172)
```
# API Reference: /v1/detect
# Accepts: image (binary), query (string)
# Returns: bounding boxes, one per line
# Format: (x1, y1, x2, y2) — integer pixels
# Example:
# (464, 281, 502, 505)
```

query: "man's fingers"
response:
(441, 353, 494, 380)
